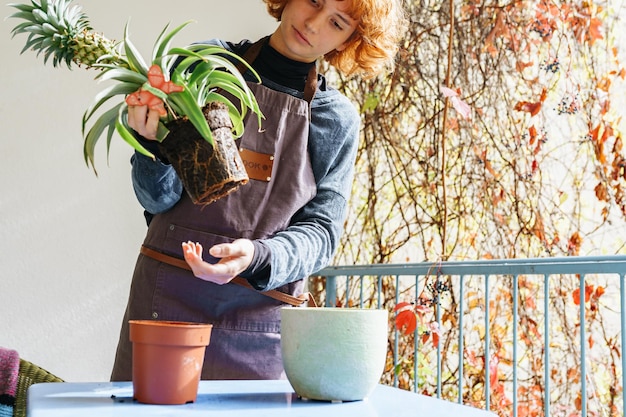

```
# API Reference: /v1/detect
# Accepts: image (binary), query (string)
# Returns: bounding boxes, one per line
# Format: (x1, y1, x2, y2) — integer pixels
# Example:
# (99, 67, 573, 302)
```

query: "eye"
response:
(331, 19, 344, 30)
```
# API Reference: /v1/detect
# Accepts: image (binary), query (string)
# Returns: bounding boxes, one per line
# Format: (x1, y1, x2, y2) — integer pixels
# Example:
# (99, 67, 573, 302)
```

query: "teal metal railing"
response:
(313, 255, 626, 416)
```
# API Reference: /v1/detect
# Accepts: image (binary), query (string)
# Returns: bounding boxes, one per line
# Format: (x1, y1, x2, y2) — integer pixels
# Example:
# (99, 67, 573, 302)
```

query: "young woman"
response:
(111, 0, 406, 380)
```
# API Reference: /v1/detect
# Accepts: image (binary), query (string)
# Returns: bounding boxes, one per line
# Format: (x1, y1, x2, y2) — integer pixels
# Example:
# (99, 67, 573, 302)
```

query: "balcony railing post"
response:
(544, 275, 550, 417)
(579, 274, 587, 417)
(325, 275, 337, 307)
(458, 275, 465, 404)
(484, 275, 490, 411)
(513, 274, 519, 417)
(622, 273, 626, 417)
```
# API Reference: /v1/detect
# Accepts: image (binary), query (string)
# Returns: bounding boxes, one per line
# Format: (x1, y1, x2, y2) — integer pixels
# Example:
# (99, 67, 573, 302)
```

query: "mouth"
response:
(293, 27, 311, 46)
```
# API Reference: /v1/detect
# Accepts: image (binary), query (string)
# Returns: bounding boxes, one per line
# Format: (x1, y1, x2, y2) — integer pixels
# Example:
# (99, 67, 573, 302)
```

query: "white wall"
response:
(0, 1, 277, 381)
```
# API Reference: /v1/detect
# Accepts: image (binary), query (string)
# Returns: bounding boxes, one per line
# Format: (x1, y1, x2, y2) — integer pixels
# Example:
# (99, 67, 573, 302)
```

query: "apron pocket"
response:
(163, 223, 234, 263)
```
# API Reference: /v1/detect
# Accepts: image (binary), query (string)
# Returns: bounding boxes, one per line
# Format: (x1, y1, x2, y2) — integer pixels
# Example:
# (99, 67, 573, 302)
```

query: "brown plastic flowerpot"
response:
(129, 320, 213, 405)
(158, 101, 249, 206)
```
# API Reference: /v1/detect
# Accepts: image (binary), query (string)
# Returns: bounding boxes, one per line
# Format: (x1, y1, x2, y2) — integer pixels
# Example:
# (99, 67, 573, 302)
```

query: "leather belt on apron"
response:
(139, 245, 311, 307)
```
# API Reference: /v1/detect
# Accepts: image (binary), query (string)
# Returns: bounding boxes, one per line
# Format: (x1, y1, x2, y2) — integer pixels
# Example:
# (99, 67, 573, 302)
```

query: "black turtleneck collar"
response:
(252, 40, 316, 92)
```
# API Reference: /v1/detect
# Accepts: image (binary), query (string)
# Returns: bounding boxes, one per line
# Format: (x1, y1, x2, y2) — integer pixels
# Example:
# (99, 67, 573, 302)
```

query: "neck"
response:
(252, 39, 316, 92)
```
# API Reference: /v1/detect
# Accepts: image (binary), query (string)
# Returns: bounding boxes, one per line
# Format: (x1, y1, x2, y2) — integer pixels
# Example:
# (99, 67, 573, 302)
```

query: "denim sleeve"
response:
(130, 152, 183, 214)
(248, 92, 360, 291)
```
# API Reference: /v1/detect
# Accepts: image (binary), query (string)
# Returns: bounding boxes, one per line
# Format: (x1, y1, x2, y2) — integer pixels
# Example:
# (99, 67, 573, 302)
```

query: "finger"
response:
(209, 240, 248, 258)
(182, 241, 192, 255)
(194, 242, 203, 257)
(144, 108, 160, 139)
(209, 243, 228, 258)
(127, 105, 148, 132)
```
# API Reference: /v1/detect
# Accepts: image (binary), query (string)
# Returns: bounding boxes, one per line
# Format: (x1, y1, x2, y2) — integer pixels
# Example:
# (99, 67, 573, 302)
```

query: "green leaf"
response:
(152, 21, 194, 67)
(7, 3, 38, 13)
(155, 121, 170, 141)
(186, 61, 216, 86)
(182, 43, 261, 82)
(362, 93, 379, 112)
(115, 106, 155, 160)
(210, 71, 261, 112)
(96, 67, 146, 84)
(83, 103, 121, 173)
(123, 21, 148, 74)
(82, 82, 139, 128)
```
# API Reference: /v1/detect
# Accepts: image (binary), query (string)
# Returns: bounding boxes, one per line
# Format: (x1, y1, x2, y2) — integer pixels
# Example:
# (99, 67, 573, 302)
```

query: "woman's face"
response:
(270, 0, 358, 63)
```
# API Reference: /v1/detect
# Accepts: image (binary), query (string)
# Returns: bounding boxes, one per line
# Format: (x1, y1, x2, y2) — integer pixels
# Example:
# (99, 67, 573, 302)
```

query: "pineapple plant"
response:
(8, 0, 263, 204)
(8, 0, 121, 68)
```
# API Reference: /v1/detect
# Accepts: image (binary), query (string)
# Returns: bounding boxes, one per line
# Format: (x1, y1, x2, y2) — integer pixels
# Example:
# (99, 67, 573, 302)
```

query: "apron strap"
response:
(238, 36, 317, 104)
(139, 245, 313, 307)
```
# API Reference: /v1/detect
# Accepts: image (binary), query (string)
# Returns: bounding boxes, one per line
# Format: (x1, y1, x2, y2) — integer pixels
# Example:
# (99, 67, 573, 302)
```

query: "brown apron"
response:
(111, 44, 318, 381)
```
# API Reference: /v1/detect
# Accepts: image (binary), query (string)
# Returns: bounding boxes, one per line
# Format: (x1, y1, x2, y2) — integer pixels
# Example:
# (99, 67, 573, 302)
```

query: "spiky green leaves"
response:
(8, 0, 93, 68)
(169, 44, 263, 141)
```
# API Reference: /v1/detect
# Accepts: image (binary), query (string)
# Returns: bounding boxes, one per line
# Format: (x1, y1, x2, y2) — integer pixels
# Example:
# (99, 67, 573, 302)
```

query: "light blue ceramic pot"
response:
(280, 307, 388, 401)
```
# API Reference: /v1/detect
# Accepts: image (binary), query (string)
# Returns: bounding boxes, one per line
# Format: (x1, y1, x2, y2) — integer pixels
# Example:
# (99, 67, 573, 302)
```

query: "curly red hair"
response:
(263, 0, 407, 78)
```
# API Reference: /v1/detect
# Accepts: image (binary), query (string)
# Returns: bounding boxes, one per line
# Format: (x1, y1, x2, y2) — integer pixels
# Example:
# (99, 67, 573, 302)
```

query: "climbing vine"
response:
(318, 0, 626, 415)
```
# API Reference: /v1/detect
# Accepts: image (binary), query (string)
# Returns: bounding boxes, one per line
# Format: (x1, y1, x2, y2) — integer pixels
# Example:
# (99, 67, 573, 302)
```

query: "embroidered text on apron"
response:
(111, 40, 318, 381)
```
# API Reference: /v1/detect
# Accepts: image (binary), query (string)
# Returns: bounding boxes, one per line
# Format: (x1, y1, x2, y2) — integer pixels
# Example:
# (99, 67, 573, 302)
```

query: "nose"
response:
(304, 12, 323, 33)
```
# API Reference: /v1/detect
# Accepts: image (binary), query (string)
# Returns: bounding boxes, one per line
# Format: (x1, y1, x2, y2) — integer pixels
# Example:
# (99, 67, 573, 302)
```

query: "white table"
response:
(28, 379, 497, 417)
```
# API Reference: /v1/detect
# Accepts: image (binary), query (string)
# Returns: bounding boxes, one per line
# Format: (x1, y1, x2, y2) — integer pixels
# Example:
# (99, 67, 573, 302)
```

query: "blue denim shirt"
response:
(131, 39, 360, 291)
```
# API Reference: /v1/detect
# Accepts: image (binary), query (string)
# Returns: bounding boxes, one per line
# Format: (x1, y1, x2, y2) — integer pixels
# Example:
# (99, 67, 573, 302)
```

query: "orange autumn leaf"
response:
(588, 17, 604, 45)
(530, 210, 546, 242)
(595, 182, 609, 202)
(514, 88, 547, 116)
(430, 330, 440, 347)
(572, 284, 594, 305)
(567, 367, 579, 382)
(597, 76, 611, 92)
(515, 88, 546, 116)
(395, 309, 417, 334)
(516, 61, 534, 72)
(575, 394, 582, 411)
(567, 232, 582, 255)
(590, 124, 604, 143)
(528, 125, 538, 145)
(514, 100, 542, 116)
(594, 285, 605, 298)
(484, 10, 509, 56)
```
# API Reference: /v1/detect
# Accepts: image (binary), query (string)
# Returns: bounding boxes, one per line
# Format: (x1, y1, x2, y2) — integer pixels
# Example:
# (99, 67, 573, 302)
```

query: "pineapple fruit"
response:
(8, 0, 123, 69)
